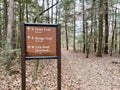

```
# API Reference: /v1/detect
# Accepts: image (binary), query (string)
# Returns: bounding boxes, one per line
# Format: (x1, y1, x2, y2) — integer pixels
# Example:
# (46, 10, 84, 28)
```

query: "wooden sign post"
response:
(21, 23, 61, 90)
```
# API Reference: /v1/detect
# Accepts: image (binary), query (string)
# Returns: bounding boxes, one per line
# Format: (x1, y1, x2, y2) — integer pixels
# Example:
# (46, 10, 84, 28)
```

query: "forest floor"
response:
(0, 49, 120, 90)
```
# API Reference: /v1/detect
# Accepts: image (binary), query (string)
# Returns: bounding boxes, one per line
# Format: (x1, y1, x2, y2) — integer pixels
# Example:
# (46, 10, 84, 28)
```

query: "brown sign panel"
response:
(24, 24, 57, 57)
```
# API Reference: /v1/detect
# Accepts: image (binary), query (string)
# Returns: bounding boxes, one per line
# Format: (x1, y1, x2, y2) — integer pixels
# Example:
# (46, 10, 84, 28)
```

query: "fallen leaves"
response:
(0, 50, 120, 90)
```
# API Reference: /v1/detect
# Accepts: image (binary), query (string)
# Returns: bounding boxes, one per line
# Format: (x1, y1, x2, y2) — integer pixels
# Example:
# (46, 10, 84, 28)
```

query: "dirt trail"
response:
(61, 49, 120, 90)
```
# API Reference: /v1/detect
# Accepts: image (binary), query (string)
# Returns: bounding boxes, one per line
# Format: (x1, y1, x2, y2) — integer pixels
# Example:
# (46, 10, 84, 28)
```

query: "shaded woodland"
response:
(0, 0, 120, 86)
(0, 0, 120, 89)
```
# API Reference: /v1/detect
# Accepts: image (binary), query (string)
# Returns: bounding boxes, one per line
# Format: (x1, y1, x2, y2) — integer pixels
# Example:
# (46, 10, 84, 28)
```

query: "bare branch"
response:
(34, 1, 59, 23)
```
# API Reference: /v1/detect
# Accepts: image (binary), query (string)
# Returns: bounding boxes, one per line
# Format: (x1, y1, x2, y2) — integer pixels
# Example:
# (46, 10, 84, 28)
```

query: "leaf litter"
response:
(0, 49, 120, 90)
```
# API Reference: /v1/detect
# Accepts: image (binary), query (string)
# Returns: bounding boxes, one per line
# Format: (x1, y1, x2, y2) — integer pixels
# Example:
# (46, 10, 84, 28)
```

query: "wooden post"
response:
(21, 23, 26, 90)
(57, 24, 61, 90)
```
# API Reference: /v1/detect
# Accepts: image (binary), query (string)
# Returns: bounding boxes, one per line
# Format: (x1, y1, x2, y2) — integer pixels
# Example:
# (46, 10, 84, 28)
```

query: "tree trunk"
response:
(26, 0, 28, 22)
(0, 25, 2, 49)
(82, 0, 85, 53)
(32, 0, 42, 81)
(21, 0, 25, 22)
(93, 0, 97, 53)
(0, 2, 2, 48)
(57, 0, 61, 23)
(0, 30, 1, 48)
(96, 0, 103, 57)
(115, 0, 118, 51)
(104, 0, 109, 54)
(17, 0, 25, 49)
(90, 0, 95, 52)
(110, 9, 117, 56)
(55, 0, 59, 23)
(4, 0, 8, 35)
(51, 0, 53, 23)
(32, 60, 39, 81)
(3, 0, 8, 48)
(73, 1, 76, 51)
(119, 30, 120, 54)
(47, 0, 50, 23)
(86, 22, 90, 58)
(114, 9, 117, 51)
(12, 5, 16, 49)
(65, 14, 69, 50)
(6, 0, 14, 70)
(19, 0, 24, 22)
(119, 29, 120, 54)
(40, 0, 45, 23)
(115, 27, 117, 51)
(94, 23, 97, 53)
(110, 29, 115, 56)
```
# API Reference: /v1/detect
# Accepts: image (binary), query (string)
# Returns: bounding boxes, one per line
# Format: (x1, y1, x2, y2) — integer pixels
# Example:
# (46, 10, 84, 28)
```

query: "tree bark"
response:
(93, 0, 97, 53)
(114, 9, 117, 51)
(55, 0, 59, 23)
(6, 0, 14, 70)
(51, 0, 54, 23)
(104, 0, 109, 54)
(41, 0, 45, 23)
(119, 30, 120, 54)
(47, 0, 50, 23)
(73, 1, 76, 51)
(82, 0, 85, 53)
(3, 0, 8, 47)
(119, 29, 120, 54)
(86, 22, 90, 58)
(4, 0, 8, 33)
(110, 29, 115, 56)
(96, 0, 103, 57)
(90, 0, 95, 52)
(12, 4, 16, 49)
(0, 2, 2, 48)
(26, 0, 28, 22)
(65, 14, 69, 50)
(32, 0, 41, 81)
(110, 9, 117, 56)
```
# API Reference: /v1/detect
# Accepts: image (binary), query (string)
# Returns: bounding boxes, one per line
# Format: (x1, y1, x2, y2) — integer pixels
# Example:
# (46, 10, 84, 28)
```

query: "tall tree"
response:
(32, 0, 41, 81)
(86, 22, 90, 58)
(47, 0, 50, 23)
(104, 0, 109, 54)
(60, 0, 74, 50)
(26, 0, 28, 22)
(64, 10, 69, 50)
(6, 0, 14, 70)
(3, 0, 8, 47)
(55, 0, 59, 23)
(114, 9, 118, 51)
(119, 27, 120, 54)
(73, 1, 76, 51)
(51, 0, 54, 23)
(19, 0, 24, 22)
(110, 8, 117, 56)
(90, 0, 95, 52)
(41, 0, 45, 22)
(96, 0, 104, 57)
(0, 1, 2, 48)
(93, 14, 97, 53)
(12, 2, 16, 49)
(93, 0, 97, 53)
(82, 0, 85, 53)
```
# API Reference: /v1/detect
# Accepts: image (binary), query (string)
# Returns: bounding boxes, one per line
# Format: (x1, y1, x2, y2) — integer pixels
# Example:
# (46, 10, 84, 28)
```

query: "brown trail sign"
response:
(21, 23, 61, 90)
(26, 25, 57, 56)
